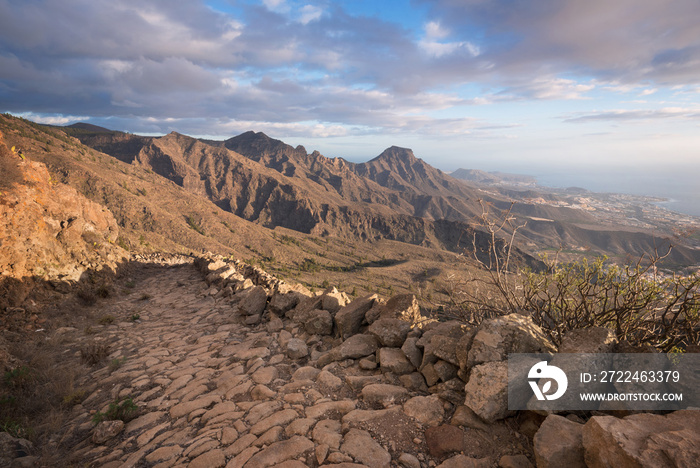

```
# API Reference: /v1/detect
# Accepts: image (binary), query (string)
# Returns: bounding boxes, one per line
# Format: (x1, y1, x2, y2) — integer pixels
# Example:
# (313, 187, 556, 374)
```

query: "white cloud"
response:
(13, 112, 89, 125)
(419, 21, 480, 58)
(298, 5, 322, 25)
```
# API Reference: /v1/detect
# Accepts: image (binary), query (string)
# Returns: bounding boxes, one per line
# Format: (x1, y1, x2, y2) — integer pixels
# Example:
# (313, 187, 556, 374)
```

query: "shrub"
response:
(92, 397, 138, 424)
(80, 342, 110, 365)
(447, 200, 700, 352)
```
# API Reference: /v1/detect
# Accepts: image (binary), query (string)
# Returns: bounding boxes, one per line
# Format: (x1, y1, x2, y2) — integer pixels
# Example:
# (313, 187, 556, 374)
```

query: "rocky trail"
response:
(47, 259, 528, 468)
(16, 255, 698, 468)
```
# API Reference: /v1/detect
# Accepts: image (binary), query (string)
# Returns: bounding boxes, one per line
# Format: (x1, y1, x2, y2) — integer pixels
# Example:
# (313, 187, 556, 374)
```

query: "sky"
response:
(1, 0, 700, 176)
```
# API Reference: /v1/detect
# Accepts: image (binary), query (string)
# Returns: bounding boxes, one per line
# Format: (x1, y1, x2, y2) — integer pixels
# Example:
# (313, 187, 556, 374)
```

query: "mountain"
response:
(451, 168, 537, 185)
(5, 114, 700, 270)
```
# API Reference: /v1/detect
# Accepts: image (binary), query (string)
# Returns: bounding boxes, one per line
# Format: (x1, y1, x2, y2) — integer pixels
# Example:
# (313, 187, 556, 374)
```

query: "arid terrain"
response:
(1, 114, 699, 467)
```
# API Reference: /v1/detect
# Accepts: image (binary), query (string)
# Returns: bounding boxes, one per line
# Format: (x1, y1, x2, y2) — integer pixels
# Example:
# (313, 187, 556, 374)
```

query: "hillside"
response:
(61, 119, 700, 268)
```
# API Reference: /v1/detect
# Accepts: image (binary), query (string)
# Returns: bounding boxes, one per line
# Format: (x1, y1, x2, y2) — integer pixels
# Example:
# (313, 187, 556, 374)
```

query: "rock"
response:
(398, 453, 421, 468)
(558, 327, 617, 353)
(436, 454, 490, 468)
(250, 409, 298, 435)
(582, 410, 700, 468)
(316, 370, 343, 389)
(189, 448, 226, 468)
(342, 407, 403, 431)
(325, 334, 379, 363)
(286, 338, 309, 359)
(403, 395, 445, 427)
(312, 419, 342, 449)
(0, 432, 33, 466)
(450, 405, 489, 431)
(335, 294, 379, 339)
(244, 435, 314, 468)
(367, 294, 422, 326)
(266, 316, 284, 333)
(378, 347, 415, 375)
(238, 286, 268, 316)
(533, 414, 585, 468)
(305, 309, 333, 336)
(499, 454, 534, 468)
(362, 384, 409, 408)
(418, 322, 473, 368)
(290, 366, 318, 382)
(420, 362, 440, 387)
(463, 360, 512, 423)
(92, 420, 124, 444)
(340, 429, 391, 468)
(425, 425, 465, 458)
(306, 400, 357, 420)
(368, 318, 411, 347)
(467, 313, 555, 368)
(321, 288, 350, 313)
(433, 359, 458, 382)
(401, 337, 423, 369)
(268, 291, 305, 315)
(398, 372, 429, 392)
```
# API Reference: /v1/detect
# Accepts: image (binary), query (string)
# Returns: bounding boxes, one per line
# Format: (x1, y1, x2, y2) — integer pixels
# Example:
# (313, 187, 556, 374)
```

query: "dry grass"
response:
(1, 337, 93, 444)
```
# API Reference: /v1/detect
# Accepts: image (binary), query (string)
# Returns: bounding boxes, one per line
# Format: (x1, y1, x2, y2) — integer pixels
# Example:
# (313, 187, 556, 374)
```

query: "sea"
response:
(530, 165, 700, 218)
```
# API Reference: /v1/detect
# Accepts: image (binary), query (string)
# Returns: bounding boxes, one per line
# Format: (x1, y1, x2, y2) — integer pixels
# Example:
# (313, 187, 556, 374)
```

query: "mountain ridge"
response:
(12, 115, 700, 268)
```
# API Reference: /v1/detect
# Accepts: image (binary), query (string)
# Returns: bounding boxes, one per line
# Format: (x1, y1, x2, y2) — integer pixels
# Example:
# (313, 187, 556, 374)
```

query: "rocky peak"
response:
(372, 146, 419, 165)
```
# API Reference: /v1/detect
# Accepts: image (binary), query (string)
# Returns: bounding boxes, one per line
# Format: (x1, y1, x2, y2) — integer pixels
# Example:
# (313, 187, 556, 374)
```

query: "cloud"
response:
(1, 0, 699, 146)
(417, 0, 700, 85)
(298, 4, 323, 25)
(564, 107, 700, 123)
(13, 112, 89, 125)
(499, 77, 595, 101)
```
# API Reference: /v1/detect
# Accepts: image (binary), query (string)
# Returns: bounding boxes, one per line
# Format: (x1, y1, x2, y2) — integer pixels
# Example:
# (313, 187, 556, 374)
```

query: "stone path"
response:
(54, 260, 529, 468)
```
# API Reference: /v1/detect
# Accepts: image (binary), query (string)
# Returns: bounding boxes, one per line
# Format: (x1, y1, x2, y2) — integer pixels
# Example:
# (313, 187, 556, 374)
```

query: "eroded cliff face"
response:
(0, 131, 127, 308)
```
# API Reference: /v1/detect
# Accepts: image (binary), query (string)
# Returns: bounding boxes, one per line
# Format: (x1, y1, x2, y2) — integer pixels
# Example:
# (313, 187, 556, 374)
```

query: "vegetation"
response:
(186, 215, 205, 235)
(92, 397, 138, 424)
(446, 201, 700, 352)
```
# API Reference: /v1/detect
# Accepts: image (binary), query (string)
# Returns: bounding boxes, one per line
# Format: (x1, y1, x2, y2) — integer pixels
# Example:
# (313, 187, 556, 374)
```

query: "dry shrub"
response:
(80, 342, 110, 366)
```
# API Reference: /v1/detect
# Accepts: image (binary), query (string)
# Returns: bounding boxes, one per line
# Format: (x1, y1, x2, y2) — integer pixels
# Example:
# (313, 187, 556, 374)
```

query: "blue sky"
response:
(1, 0, 699, 175)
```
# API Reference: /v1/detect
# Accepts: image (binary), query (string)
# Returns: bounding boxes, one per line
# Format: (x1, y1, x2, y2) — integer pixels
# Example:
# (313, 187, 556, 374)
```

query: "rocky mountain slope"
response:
(64, 121, 700, 267)
(0, 130, 127, 310)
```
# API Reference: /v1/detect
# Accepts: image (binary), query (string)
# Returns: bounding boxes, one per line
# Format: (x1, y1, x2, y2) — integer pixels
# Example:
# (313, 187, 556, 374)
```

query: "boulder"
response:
(425, 425, 465, 458)
(335, 294, 379, 339)
(401, 337, 423, 369)
(366, 294, 422, 326)
(321, 288, 350, 313)
(286, 338, 309, 360)
(368, 318, 411, 347)
(436, 454, 490, 468)
(403, 395, 445, 427)
(467, 314, 555, 368)
(582, 410, 700, 468)
(533, 414, 585, 468)
(340, 429, 391, 468)
(378, 347, 415, 375)
(304, 309, 333, 336)
(238, 286, 268, 316)
(331, 334, 379, 360)
(362, 384, 409, 408)
(463, 360, 513, 423)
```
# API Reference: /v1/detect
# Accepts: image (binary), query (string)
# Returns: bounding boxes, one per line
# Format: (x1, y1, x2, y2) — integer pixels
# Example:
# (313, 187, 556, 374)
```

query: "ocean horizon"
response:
(530, 165, 700, 219)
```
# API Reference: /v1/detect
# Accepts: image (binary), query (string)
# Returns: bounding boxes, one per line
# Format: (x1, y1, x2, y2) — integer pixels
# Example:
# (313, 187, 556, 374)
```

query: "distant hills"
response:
(451, 168, 537, 185)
